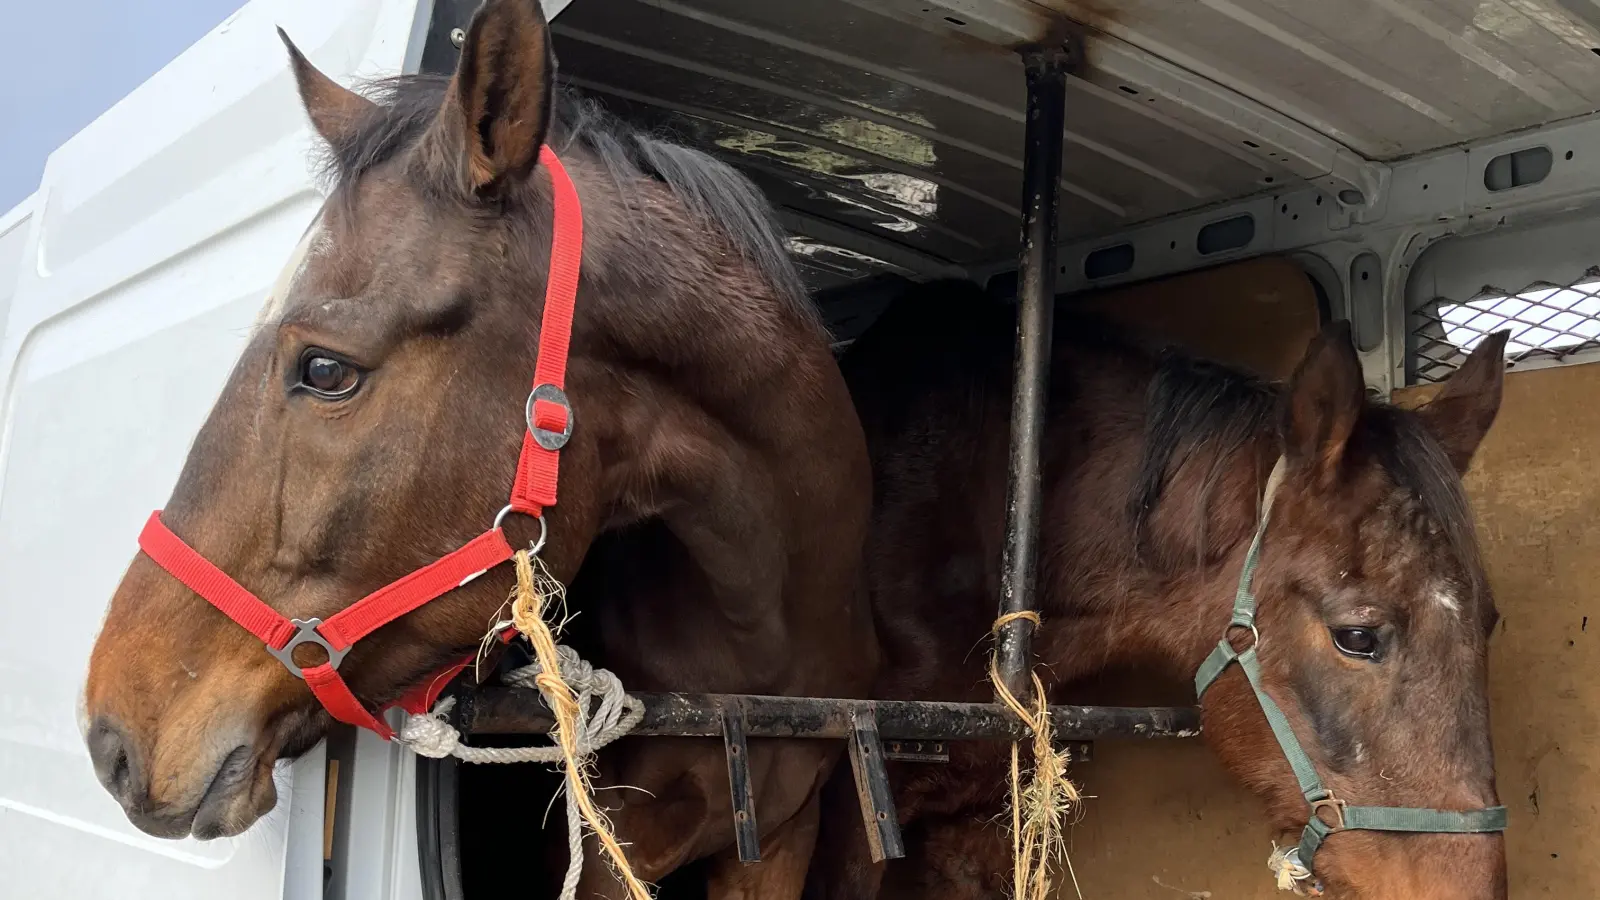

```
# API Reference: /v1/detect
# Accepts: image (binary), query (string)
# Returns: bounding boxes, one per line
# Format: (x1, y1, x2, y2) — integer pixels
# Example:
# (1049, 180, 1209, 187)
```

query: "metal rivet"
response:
(450, 27, 466, 47)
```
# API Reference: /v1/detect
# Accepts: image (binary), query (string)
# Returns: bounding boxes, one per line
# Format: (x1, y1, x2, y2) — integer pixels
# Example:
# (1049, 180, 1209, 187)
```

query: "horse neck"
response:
(545, 161, 861, 628)
(1042, 388, 1279, 687)
(561, 151, 816, 382)
(564, 158, 831, 460)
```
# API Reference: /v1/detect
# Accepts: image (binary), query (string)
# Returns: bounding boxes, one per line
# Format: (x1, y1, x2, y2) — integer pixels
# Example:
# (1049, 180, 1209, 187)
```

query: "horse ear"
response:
(426, 0, 554, 196)
(1414, 331, 1509, 473)
(1281, 321, 1365, 481)
(279, 28, 378, 149)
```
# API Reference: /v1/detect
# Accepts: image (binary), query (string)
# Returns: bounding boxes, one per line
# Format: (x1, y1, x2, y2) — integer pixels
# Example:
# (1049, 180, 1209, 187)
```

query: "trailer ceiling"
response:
(544, 0, 1600, 292)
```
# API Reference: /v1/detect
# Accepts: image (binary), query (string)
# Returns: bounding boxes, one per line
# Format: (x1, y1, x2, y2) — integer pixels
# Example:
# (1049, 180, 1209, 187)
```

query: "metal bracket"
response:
(721, 700, 761, 863)
(848, 706, 906, 863)
(882, 739, 950, 763)
(266, 618, 348, 678)
(1058, 740, 1093, 763)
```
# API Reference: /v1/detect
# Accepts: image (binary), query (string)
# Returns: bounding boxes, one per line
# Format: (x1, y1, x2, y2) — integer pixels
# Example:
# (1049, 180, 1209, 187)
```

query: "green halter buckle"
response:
(1194, 457, 1507, 884)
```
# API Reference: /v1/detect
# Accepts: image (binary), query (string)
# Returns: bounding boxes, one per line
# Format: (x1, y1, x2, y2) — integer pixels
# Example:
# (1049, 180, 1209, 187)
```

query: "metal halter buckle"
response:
(1310, 794, 1348, 830)
(267, 618, 349, 679)
(525, 384, 574, 451)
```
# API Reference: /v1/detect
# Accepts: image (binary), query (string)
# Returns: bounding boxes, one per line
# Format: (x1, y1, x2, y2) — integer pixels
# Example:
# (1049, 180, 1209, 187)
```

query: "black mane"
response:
(1133, 349, 1486, 600)
(317, 74, 816, 328)
(1131, 351, 1277, 550)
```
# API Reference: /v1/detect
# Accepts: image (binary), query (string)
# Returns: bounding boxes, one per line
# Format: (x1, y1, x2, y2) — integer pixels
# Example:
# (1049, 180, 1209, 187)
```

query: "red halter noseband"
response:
(134, 146, 583, 740)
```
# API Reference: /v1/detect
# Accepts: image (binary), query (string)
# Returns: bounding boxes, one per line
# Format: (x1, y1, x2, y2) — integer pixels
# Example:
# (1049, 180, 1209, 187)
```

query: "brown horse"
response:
(807, 279, 1508, 899)
(80, 1, 875, 896)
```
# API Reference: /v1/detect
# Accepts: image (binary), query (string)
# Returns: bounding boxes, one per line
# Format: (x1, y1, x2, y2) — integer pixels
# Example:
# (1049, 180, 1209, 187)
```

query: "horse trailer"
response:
(3, 0, 1596, 897)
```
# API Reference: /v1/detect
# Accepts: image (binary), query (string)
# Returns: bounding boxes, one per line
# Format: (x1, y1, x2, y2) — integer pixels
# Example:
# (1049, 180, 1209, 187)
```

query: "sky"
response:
(0, 0, 245, 213)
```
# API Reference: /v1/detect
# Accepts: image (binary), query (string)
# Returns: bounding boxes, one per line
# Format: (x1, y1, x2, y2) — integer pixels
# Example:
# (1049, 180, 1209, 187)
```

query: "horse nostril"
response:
(87, 717, 140, 805)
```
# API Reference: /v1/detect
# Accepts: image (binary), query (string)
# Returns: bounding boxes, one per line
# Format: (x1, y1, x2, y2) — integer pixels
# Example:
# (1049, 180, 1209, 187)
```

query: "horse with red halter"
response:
(808, 279, 1509, 899)
(80, 1, 875, 896)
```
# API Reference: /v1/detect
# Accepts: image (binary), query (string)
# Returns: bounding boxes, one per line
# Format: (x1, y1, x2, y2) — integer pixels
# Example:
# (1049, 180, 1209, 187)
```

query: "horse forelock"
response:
(1133, 352, 1489, 623)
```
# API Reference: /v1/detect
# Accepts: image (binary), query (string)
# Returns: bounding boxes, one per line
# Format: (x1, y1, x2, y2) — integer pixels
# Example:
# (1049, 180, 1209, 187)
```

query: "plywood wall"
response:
(1396, 363, 1600, 898)
(1077, 256, 1323, 378)
(1045, 262, 1599, 897)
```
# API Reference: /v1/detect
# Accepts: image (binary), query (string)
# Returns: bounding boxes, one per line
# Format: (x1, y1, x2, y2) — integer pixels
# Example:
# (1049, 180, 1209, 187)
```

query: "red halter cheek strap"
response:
(135, 146, 583, 740)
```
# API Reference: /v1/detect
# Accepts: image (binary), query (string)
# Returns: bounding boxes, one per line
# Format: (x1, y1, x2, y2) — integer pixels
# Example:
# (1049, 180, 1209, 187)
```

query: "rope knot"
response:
(1267, 844, 1322, 895)
(399, 696, 463, 759)
(992, 609, 1042, 635)
(397, 549, 647, 900)
(536, 671, 577, 703)
(553, 644, 597, 687)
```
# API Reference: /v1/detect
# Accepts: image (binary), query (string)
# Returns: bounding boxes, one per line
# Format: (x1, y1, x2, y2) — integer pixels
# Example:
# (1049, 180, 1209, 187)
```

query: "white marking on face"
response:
(256, 213, 327, 327)
(1354, 741, 1367, 764)
(1433, 586, 1461, 615)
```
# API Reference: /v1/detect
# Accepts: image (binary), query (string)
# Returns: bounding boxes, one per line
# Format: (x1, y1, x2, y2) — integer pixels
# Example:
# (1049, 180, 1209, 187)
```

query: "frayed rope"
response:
(990, 610, 1082, 900)
(508, 548, 653, 900)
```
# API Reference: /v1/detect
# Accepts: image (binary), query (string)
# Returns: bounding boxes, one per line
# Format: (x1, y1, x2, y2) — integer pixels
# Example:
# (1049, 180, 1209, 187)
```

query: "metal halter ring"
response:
(525, 384, 574, 451)
(493, 504, 549, 555)
(1226, 622, 1262, 652)
(267, 618, 349, 679)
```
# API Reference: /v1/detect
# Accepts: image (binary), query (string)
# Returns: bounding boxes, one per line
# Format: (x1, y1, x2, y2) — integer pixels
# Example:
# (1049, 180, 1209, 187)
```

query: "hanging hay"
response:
(990, 610, 1083, 900)
(509, 548, 653, 900)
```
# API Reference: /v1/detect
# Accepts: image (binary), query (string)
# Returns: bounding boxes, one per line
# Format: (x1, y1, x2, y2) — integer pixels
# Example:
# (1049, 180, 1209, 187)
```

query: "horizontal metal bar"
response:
(466, 689, 1201, 741)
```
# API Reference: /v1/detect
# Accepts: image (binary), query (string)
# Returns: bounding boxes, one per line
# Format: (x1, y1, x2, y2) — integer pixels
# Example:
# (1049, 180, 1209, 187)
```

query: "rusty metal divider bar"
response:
(995, 44, 1073, 702)
(466, 689, 1200, 740)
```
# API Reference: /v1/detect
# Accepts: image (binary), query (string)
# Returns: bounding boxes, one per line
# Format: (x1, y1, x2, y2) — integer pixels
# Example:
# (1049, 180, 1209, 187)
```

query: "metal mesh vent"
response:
(1408, 266, 1600, 384)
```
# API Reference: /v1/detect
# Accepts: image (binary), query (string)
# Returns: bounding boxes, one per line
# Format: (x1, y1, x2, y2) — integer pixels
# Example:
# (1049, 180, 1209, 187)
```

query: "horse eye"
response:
(299, 352, 360, 398)
(1331, 626, 1381, 660)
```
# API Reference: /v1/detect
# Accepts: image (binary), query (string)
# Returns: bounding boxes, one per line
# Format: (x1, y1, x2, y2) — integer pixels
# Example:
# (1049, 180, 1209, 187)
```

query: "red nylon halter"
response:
(135, 146, 583, 740)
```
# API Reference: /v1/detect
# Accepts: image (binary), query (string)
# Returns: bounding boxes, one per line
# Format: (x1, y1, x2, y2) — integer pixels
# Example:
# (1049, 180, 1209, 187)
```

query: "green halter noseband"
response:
(1194, 457, 1507, 890)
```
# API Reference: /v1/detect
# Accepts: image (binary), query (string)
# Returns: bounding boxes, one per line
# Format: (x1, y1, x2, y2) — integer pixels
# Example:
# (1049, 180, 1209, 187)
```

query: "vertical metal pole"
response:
(996, 47, 1070, 701)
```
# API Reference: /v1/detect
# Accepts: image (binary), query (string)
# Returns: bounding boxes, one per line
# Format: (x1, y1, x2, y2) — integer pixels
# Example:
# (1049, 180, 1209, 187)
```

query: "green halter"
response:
(1194, 457, 1507, 888)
